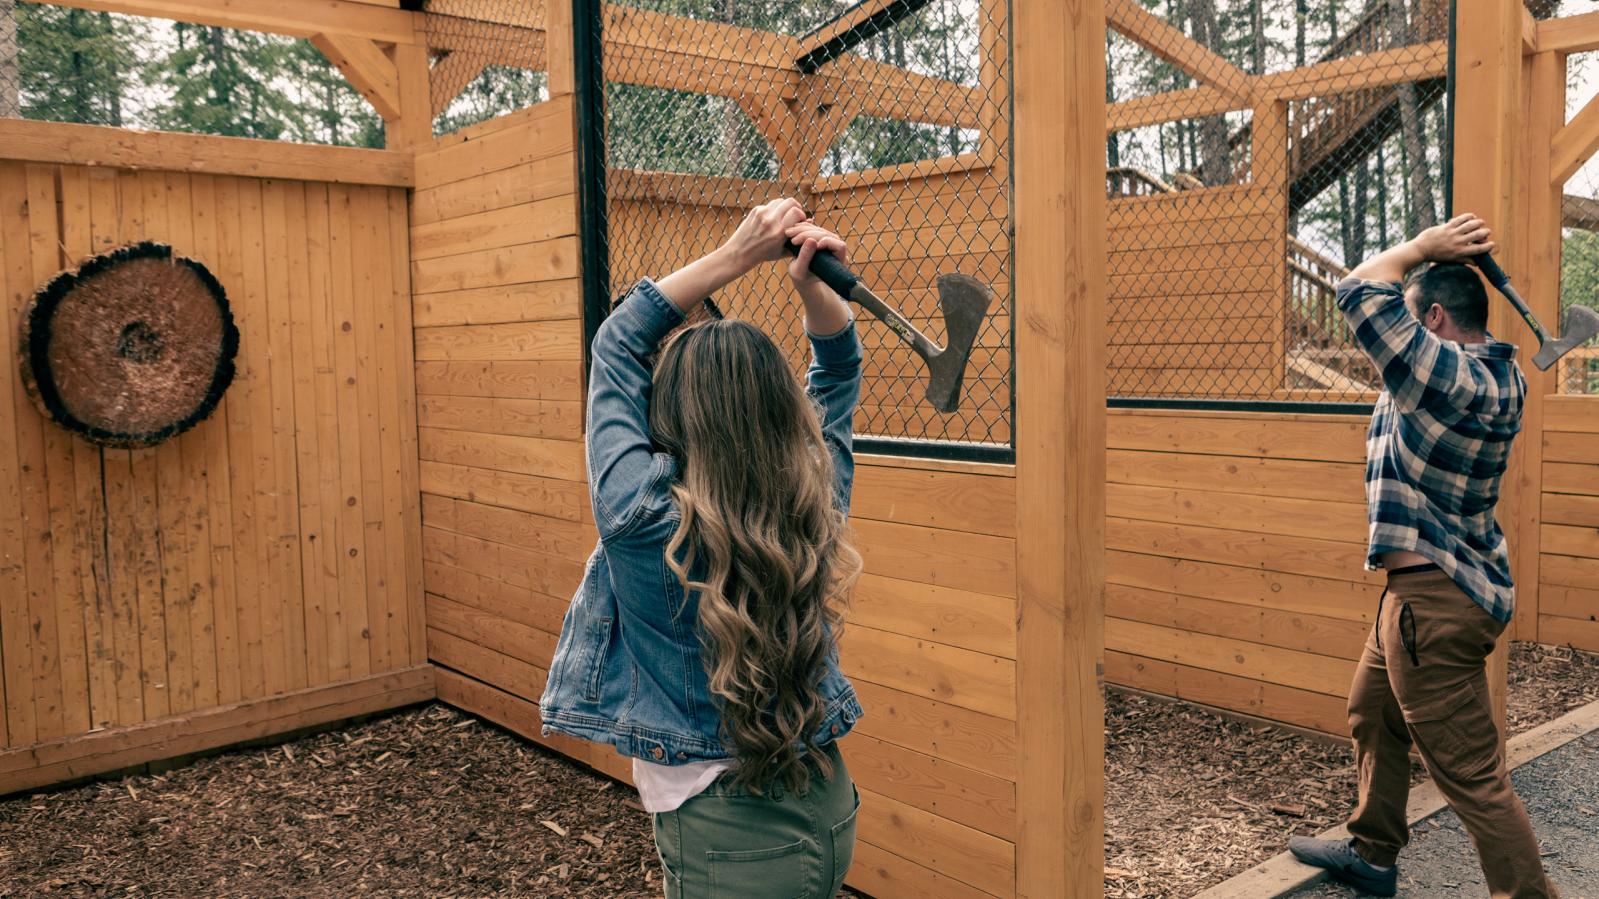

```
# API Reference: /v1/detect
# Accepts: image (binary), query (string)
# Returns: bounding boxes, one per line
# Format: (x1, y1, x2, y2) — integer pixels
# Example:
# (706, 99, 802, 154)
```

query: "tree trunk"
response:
(1390, 0, 1435, 232)
(1340, 173, 1356, 265)
(1189, 0, 1231, 185)
(1353, 157, 1369, 261)
(1106, 35, 1120, 168)
(70, 10, 90, 123)
(1376, 145, 1390, 247)
(0, 0, 19, 119)
(1295, 0, 1308, 67)
(103, 13, 122, 127)
(1251, 0, 1265, 75)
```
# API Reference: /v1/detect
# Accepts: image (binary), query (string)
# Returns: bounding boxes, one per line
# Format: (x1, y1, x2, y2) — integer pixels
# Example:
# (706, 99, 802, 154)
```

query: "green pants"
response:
(653, 743, 859, 899)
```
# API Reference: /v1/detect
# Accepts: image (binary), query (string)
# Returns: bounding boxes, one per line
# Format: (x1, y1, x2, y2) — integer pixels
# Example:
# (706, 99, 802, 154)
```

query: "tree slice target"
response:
(19, 241, 238, 448)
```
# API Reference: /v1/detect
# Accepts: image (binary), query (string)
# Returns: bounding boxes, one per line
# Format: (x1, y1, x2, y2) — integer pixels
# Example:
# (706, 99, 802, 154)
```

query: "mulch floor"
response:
(4, 643, 1598, 899)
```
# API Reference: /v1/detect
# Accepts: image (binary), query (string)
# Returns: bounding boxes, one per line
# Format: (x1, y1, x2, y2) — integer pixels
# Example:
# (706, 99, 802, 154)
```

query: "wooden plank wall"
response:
(1539, 396, 1599, 651)
(0, 154, 429, 793)
(1102, 408, 1376, 736)
(1107, 185, 1286, 399)
(418, 104, 1024, 897)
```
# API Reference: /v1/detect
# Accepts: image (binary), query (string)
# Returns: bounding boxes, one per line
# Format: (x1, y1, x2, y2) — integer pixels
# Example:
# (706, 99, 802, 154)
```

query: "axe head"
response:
(923, 273, 994, 413)
(1532, 305, 1599, 371)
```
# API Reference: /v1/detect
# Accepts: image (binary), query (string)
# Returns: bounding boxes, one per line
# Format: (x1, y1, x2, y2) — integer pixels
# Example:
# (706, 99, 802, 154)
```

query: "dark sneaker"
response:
(1288, 836, 1399, 897)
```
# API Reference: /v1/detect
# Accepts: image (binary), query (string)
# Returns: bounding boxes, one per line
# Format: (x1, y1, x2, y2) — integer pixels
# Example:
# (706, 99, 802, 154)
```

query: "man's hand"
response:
(1411, 213, 1497, 264)
(1348, 213, 1498, 284)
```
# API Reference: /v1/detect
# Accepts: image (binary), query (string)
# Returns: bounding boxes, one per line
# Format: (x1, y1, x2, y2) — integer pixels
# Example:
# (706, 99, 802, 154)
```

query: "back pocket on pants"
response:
(707, 838, 810, 899)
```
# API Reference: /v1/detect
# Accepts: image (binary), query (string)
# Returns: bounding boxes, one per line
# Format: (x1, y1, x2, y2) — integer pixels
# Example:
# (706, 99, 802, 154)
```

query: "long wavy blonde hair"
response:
(649, 318, 862, 795)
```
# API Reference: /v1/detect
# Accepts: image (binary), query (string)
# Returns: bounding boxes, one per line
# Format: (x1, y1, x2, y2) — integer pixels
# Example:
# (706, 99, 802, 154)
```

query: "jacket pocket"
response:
(1404, 682, 1500, 781)
(707, 838, 810, 899)
(582, 615, 613, 703)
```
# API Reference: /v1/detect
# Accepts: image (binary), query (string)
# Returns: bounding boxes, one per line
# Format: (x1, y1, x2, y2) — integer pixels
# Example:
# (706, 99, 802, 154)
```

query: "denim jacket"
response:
(538, 278, 865, 766)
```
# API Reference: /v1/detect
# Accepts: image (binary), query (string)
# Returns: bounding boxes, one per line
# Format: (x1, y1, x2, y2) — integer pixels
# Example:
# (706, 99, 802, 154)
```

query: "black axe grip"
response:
(1472, 252, 1511, 289)
(783, 241, 860, 300)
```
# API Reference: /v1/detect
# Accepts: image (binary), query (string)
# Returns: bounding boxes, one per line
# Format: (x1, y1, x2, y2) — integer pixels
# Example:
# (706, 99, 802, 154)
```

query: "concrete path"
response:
(1292, 729, 1599, 899)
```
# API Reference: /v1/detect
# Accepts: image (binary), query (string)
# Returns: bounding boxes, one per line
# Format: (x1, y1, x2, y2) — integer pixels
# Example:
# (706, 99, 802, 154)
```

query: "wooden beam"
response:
(1522, 4, 1540, 53)
(429, 51, 490, 118)
(1013, 0, 1106, 896)
(310, 33, 402, 120)
(1551, 88, 1599, 186)
(1105, 0, 1250, 98)
(1516, 50, 1562, 646)
(1452, 0, 1523, 737)
(43, 0, 418, 43)
(390, 41, 433, 149)
(419, 15, 547, 71)
(795, 0, 932, 73)
(1537, 10, 1599, 54)
(1, 666, 433, 796)
(1107, 85, 1244, 131)
(544, 0, 574, 95)
(1254, 41, 1448, 101)
(0, 117, 414, 186)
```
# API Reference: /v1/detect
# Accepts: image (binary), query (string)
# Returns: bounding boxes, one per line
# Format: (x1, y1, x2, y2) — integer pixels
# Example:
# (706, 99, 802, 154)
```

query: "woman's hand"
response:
(784, 221, 853, 336)
(785, 221, 849, 291)
(720, 198, 809, 273)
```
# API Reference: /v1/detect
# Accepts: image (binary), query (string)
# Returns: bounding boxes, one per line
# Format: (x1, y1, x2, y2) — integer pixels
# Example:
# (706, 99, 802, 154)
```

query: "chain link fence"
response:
(1559, 46, 1599, 394)
(419, 1, 549, 136)
(1105, 0, 1452, 405)
(587, 0, 1015, 453)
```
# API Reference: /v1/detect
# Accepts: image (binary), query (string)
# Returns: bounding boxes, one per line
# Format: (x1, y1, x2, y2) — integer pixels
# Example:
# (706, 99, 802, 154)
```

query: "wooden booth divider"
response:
(0, 126, 432, 794)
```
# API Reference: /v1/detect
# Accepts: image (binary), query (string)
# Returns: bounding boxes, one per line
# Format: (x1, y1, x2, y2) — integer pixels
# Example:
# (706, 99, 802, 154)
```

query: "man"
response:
(1287, 214, 1558, 898)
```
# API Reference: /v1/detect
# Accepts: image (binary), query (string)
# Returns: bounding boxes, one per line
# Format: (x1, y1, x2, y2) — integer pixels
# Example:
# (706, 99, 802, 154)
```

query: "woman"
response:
(540, 198, 866, 898)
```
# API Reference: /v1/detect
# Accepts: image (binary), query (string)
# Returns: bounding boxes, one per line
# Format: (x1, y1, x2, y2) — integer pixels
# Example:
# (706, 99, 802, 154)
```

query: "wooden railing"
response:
(1106, 166, 1175, 197)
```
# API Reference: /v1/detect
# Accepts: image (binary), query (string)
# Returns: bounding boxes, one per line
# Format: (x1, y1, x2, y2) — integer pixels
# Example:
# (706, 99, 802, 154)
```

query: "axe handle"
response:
(1472, 253, 1551, 344)
(785, 243, 943, 361)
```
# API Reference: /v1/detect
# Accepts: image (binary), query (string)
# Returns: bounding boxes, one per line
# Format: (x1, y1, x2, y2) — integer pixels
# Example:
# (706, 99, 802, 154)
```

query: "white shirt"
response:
(632, 757, 736, 813)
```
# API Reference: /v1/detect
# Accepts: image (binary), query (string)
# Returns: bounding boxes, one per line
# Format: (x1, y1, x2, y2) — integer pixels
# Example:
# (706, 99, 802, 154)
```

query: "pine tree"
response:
(17, 4, 141, 126)
(282, 38, 383, 148)
(147, 23, 298, 140)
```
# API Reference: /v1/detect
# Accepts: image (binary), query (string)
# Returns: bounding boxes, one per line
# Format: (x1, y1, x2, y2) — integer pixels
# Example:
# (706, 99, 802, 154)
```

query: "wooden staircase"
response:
(1232, 0, 1449, 212)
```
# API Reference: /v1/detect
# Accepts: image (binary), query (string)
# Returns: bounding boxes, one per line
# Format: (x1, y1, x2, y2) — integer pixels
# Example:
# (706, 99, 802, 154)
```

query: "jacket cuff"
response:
(808, 319, 863, 368)
(622, 277, 689, 346)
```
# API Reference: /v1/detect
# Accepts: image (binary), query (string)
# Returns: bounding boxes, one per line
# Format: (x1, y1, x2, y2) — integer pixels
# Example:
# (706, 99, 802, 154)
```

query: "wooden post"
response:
(390, 42, 433, 150)
(1254, 99, 1290, 395)
(1452, 0, 1526, 731)
(1012, 0, 1107, 895)
(1517, 49, 1564, 649)
(546, 0, 575, 97)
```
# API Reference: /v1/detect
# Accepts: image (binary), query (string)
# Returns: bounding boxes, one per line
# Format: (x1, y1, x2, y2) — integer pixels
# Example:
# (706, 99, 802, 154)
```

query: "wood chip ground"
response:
(3, 643, 1595, 898)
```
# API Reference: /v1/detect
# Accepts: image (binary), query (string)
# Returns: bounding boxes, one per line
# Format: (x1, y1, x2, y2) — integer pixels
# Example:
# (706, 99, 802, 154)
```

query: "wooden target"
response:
(19, 241, 238, 449)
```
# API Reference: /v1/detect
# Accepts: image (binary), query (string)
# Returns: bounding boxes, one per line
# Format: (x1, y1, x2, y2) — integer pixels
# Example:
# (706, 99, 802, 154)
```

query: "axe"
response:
(1471, 254, 1599, 371)
(788, 244, 993, 413)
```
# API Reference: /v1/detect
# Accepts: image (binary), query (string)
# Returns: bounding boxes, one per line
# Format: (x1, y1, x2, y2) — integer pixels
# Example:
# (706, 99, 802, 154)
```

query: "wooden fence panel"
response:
(0, 132, 427, 792)
(1540, 396, 1599, 651)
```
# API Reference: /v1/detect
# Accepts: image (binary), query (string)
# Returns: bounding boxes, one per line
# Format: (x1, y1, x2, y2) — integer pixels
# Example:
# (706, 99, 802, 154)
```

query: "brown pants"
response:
(1346, 569, 1557, 899)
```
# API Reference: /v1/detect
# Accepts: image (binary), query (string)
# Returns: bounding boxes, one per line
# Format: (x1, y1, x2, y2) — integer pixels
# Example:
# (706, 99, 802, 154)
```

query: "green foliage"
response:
(145, 24, 300, 140)
(17, 4, 141, 126)
(9, 4, 384, 148)
(434, 66, 547, 137)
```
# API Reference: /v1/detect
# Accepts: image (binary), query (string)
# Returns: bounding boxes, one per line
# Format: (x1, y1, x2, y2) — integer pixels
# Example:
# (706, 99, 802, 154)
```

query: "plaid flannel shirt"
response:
(1337, 277, 1526, 623)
